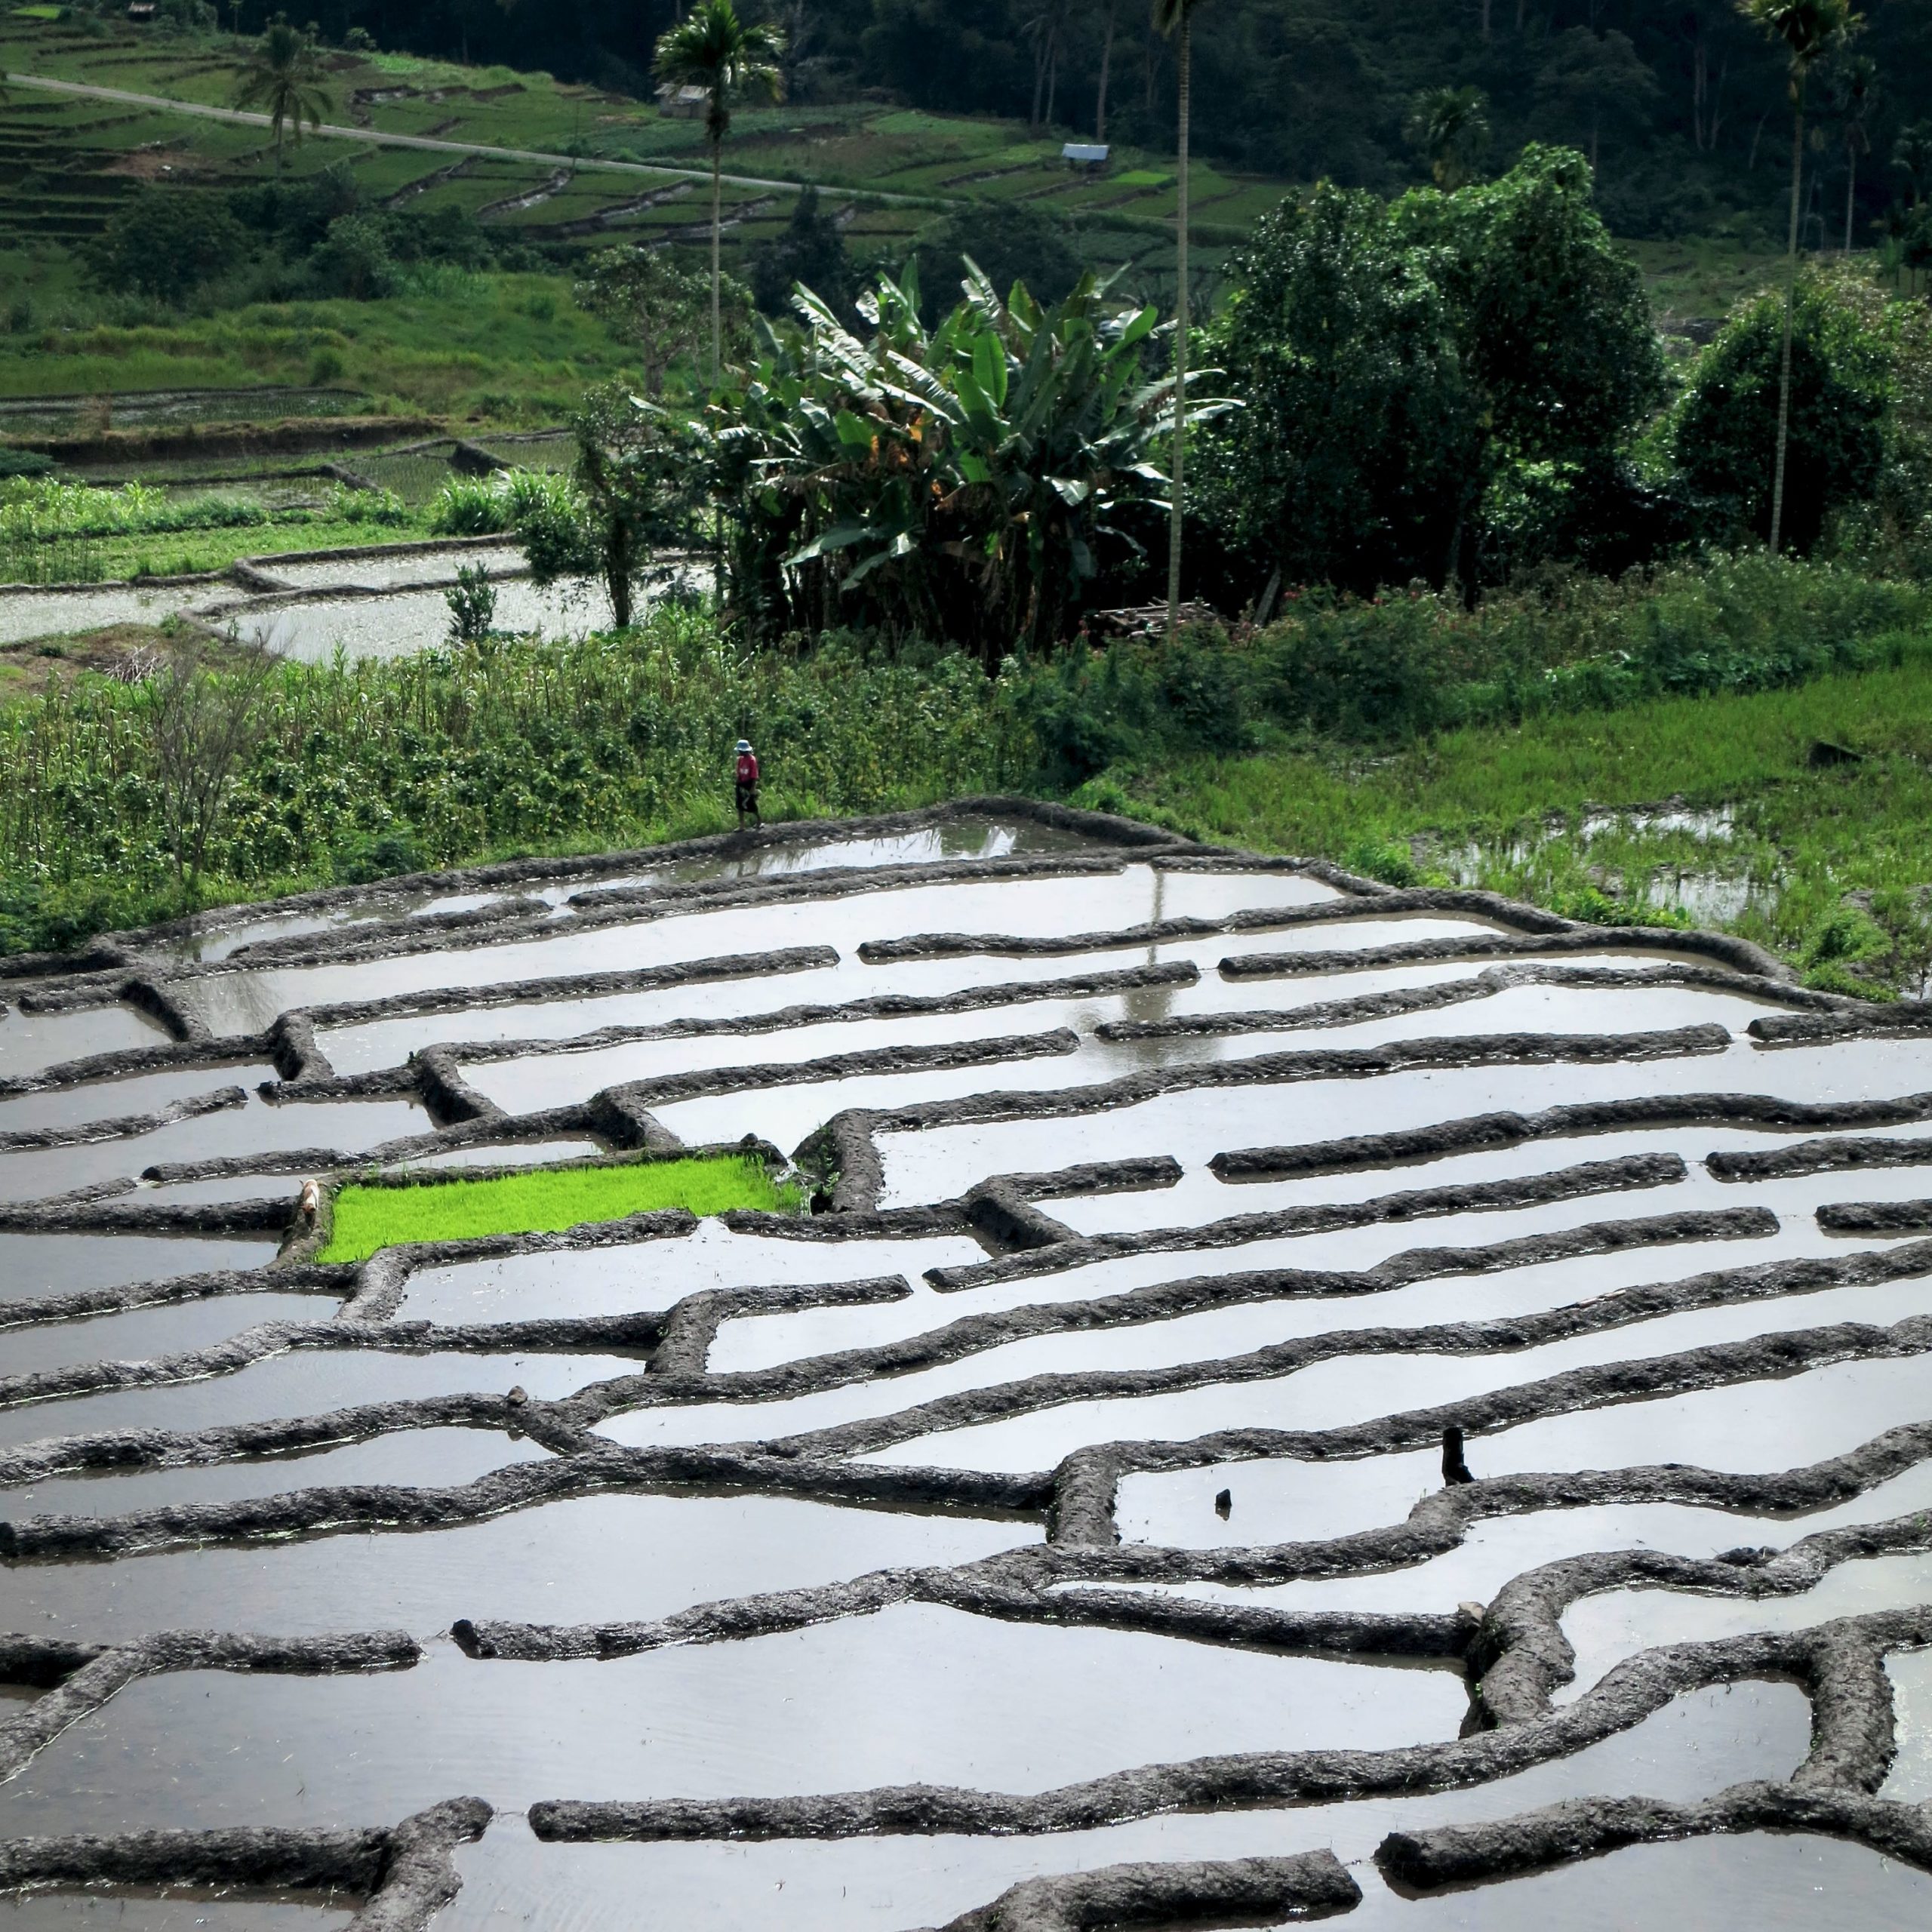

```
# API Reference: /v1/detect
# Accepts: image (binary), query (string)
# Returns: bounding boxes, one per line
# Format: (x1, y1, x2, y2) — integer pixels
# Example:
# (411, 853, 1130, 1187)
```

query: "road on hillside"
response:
(0, 70, 940, 206)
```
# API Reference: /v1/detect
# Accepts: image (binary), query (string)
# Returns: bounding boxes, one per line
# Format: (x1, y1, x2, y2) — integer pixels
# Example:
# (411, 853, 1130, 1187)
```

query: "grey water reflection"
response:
(436, 1679, 1808, 1931)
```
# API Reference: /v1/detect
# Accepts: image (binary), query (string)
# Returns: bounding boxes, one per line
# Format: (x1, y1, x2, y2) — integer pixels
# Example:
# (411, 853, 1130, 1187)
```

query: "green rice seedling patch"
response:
(318, 1153, 798, 1261)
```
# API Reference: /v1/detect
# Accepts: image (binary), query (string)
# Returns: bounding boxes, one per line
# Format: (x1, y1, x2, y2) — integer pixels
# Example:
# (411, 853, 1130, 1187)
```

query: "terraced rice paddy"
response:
(0, 534, 646, 657)
(2, 800, 1932, 1928)
(0, 17, 1278, 301)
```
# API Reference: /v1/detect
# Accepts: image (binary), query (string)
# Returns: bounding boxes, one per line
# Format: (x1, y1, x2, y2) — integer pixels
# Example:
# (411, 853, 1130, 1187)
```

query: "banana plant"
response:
(700, 264, 1224, 665)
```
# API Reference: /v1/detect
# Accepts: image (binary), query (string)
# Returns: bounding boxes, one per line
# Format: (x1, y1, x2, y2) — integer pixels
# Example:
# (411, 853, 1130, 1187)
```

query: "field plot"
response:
(2, 800, 1932, 1929)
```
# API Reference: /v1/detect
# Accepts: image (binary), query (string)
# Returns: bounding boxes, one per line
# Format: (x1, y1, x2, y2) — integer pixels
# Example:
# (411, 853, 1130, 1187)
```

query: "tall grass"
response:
(0, 608, 1017, 951)
(1114, 650, 1932, 996)
(3, 554, 1927, 981)
(427, 468, 582, 537)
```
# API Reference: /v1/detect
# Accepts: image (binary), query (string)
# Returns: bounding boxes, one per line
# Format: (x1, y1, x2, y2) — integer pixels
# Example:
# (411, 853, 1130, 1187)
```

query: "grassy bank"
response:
(1103, 654, 1932, 998)
(318, 1155, 798, 1263)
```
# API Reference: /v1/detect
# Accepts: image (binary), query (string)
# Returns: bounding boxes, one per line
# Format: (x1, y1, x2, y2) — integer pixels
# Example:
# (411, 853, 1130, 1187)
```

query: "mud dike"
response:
(2, 800, 1930, 1929)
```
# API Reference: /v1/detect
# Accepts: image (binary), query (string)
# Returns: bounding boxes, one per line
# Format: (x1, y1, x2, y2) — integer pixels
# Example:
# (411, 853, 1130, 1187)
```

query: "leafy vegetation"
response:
(2, 555, 1926, 983)
(698, 266, 1200, 662)
(1198, 148, 1668, 598)
(1671, 262, 1891, 552)
(317, 1153, 798, 1262)
(427, 469, 583, 539)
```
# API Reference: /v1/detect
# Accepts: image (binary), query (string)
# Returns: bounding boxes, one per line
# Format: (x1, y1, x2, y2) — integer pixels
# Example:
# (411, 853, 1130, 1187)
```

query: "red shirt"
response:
(736, 752, 759, 786)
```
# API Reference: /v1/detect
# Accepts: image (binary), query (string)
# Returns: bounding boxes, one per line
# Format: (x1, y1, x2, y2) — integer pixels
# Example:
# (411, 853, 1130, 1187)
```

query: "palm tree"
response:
(1826, 52, 1878, 253)
(654, 0, 785, 386)
(1095, 0, 1119, 143)
(232, 14, 333, 175)
(1152, 0, 1207, 643)
(1895, 120, 1932, 208)
(1405, 85, 1491, 189)
(1737, 0, 1861, 555)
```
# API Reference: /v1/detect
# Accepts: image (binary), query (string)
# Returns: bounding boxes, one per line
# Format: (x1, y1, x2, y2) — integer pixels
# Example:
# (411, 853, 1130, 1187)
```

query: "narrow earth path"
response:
(0, 70, 935, 206)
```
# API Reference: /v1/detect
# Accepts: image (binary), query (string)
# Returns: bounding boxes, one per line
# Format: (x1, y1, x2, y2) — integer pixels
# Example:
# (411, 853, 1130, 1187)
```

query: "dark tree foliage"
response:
(908, 200, 1083, 325)
(229, 161, 360, 252)
(749, 184, 858, 320)
(94, 164, 518, 303)
(1198, 149, 1666, 596)
(87, 189, 249, 302)
(1672, 265, 1891, 554)
(1395, 146, 1665, 470)
(1193, 184, 1481, 595)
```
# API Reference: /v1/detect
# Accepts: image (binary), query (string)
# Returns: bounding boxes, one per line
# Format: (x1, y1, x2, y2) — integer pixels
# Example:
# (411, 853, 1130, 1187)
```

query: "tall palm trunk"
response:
(1096, 0, 1116, 140)
(1165, 12, 1189, 641)
(709, 132, 723, 383)
(1844, 143, 1856, 253)
(1770, 76, 1804, 555)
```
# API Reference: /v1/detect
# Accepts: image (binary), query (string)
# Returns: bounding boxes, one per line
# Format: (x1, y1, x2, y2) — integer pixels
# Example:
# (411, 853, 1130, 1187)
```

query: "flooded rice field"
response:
(2, 800, 1930, 1928)
(0, 538, 671, 660)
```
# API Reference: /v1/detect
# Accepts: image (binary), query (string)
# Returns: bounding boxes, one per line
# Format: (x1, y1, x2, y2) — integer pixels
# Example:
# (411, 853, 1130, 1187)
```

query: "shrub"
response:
(429, 469, 580, 537)
(445, 565, 497, 644)
(87, 191, 248, 304)
(705, 268, 1191, 662)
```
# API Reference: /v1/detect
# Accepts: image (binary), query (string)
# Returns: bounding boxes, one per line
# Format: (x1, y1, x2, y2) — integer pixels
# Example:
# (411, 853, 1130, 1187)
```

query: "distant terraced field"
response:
(0, 16, 1281, 289)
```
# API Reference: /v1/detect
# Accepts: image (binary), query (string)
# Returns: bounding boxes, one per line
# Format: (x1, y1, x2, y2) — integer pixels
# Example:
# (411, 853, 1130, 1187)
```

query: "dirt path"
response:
(0, 70, 937, 206)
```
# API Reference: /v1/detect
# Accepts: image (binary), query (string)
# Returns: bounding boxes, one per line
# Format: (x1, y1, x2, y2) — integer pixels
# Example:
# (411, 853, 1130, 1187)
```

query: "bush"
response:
(429, 469, 581, 537)
(308, 214, 397, 300)
(87, 191, 248, 304)
(445, 566, 498, 645)
(1008, 552, 1930, 758)
(909, 200, 1082, 322)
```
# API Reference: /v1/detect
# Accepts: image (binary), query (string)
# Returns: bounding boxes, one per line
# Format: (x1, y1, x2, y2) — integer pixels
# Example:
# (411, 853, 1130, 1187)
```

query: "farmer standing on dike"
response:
(734, 738, 761, 832)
